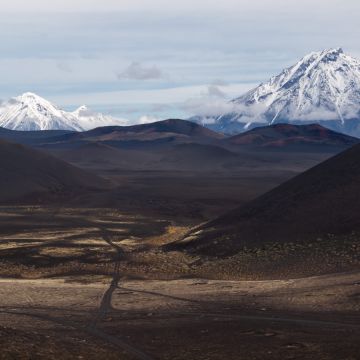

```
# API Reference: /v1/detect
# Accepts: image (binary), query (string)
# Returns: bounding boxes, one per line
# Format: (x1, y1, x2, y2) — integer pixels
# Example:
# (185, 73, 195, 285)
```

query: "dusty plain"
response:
(0, 206, 358, 360)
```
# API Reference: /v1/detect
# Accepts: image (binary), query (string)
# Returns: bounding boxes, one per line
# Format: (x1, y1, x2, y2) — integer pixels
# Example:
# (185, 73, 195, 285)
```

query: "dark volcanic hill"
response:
(59, 141, 247, 172)
(0, 120, 357, 190)
(0, 140, 109, 201)
(0, 127, 74, 145)
(157, 143, 239, 171)
(49, 119, 225, 146)
(170, 144, 360, 278)
(224, 124, 359, 150)
(0, 121, 356, 156)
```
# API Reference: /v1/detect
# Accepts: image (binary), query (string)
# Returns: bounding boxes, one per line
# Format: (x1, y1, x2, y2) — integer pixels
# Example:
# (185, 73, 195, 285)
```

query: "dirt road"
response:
(0, 272, 359, 359)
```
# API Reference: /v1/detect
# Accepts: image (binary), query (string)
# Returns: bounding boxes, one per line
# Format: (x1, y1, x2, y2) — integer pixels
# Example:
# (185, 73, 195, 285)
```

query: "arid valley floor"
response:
(0, 206, 359, 360)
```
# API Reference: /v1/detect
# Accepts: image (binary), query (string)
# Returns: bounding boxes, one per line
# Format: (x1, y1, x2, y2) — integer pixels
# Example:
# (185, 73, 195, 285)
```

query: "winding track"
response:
(84, 222, 155, 360)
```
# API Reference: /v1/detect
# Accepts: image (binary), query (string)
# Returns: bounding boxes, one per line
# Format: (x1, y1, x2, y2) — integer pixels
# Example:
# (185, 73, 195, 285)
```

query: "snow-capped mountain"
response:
(71, 104, 128, 131)
(0, 92, 127, 131)
(192, 48, 360, 136)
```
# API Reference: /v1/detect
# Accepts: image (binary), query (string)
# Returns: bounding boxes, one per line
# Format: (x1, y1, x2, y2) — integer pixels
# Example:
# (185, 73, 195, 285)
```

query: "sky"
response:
(0, 0, 359, 123)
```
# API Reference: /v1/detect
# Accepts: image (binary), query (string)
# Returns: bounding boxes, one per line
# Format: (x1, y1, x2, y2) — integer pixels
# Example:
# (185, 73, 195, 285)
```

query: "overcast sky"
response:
(0, 0, 359, 123)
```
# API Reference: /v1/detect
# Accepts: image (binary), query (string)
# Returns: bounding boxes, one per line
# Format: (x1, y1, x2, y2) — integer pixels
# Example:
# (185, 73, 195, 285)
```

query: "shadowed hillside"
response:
(0, 140, 110, 201)
(169, 144, 360, 278)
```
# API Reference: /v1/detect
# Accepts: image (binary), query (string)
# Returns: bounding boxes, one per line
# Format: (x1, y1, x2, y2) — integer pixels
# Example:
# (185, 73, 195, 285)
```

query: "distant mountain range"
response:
(192, 48, 360, 137)
(0, 92, 127, 131)
(0, 119, 355, 175)
(0, 119, 356, 151)
(0, 119, 357, 210)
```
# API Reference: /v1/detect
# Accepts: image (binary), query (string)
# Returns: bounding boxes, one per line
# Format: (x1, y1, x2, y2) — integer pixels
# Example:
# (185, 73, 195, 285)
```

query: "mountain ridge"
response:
(0, 92, 127, 131)
(192, 48, 360, 136)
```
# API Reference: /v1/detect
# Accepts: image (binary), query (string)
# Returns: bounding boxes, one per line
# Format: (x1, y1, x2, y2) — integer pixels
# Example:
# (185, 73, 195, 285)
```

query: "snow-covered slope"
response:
(0, 93, 127, 131)
(71, 105, 128, 130)
(192, 48, 360, 136)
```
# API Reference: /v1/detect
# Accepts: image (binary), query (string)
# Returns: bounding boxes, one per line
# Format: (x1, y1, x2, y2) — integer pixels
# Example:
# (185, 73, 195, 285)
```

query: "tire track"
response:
(86, 223, 155, 360)
(0, 308, 154, 360)
(89, 225, 123, 327)
(26, 208, 155, 360)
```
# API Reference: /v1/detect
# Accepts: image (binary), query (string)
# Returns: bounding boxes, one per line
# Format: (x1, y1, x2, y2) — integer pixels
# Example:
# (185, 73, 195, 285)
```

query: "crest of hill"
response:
(54, 119, 225, 143)
(224, 123, 360, 148)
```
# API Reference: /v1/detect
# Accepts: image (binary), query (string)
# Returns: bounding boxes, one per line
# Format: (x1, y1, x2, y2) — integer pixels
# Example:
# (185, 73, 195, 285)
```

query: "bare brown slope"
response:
(49, 119, 224, 145)
(85, 118, 224, 140)
(168, 144, 360, 277)
(0, 140, 110, 201)
(224, 123, 359, 149)
(55, 140, 297, 172)
(57, 142, 160, 171)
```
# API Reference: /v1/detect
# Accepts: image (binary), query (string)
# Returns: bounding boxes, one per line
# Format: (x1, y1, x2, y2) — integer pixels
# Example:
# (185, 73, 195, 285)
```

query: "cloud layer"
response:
(0, 1, 359, 123)
(2, 0, 358, 13)
(117, 62, 165, 80)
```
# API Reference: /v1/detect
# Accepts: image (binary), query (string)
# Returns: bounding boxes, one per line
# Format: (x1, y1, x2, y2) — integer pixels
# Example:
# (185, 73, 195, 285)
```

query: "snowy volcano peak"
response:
(320, 47, 343, 60)
(234, 47, 360, 109)
(194, 48, 360, 136)
(14, 92, 66, 119)
(307, 47, 344, 64)
(0, 93, 128, 131)
(18, 92, 52, 103)
(0, 92, 81, 131)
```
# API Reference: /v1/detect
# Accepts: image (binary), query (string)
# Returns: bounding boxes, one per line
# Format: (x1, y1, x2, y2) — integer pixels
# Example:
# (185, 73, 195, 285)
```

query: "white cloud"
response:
(2, 0, 358, 13)
(181, 89, 270, 124)
(117, 62, 165, 81)
(46, 83, 256, 108)
(204, 84, 227, 98)
(290, 107, 360, 122)
(211, 79, 229, 87)
(182, 97, 235, 117)
(137, 115, 160, 124)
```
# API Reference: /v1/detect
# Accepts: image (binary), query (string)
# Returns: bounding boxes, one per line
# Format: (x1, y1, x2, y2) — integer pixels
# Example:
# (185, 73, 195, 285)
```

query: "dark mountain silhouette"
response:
(0, 127, 73, 145)
(224, 124, 359, 149)
(0, 140, 109, 201)
(47, 119, 225, 145)
(169, 144, 360, 277)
